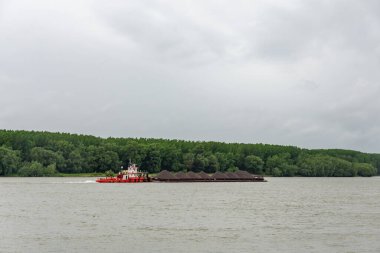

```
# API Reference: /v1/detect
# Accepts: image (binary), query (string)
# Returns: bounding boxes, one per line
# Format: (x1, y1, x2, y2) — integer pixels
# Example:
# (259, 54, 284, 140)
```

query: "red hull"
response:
(96, 177, 146, 183)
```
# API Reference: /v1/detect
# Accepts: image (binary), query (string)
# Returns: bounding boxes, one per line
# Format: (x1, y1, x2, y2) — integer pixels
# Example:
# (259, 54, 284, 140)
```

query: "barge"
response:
(153, 170, 266, 182)
(96, 164, 266, 183)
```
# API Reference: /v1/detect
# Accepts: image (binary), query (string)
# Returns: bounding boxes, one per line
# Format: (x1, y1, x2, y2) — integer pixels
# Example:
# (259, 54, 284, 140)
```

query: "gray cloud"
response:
(1, 0, 380, 152)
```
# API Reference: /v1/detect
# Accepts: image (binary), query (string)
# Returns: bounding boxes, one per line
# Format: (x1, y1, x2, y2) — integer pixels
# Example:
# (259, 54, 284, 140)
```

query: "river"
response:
(1, 177, 379, 253)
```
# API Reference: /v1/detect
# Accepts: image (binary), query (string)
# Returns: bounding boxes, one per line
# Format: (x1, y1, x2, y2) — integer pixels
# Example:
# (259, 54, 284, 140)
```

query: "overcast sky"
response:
(1, 0, 380, 152)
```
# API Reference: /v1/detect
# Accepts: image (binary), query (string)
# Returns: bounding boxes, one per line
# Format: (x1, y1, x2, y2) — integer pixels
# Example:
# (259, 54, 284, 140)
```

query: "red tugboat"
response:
(96, 164, 150, 183)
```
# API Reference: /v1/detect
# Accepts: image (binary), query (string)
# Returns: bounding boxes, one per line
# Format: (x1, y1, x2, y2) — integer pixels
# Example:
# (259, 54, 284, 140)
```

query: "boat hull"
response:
(96, 177, 147, 183)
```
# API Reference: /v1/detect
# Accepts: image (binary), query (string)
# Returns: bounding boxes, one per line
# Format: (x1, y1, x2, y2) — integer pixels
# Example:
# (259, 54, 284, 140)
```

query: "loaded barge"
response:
(96, 164, 266, 183)
(153, 170, 266, 182)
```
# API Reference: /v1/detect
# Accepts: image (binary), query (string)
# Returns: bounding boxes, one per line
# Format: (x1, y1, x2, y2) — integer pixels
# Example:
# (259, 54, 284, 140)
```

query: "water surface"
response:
(1, 177, 379, 253)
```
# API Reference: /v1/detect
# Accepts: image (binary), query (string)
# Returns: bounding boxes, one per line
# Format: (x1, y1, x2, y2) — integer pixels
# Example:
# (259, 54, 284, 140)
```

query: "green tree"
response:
(18, 161, 57, 176)
(298, 154, 356, 177)
(215, 152, 228, 171)
(227, 166, 238, 172)
(244, 155, 264, 174)
(0, 146, 21, 175)
(161, 146, 181, 171)
(183, 153, 194, 171)
(47, 140, 75, 158)
(98, 150, 120, 172)
(205, 154, 219, 173)
(85, 145, 120, 173)
(266, 153, 291, 174)
(45, 164, 57, 175)
(192, 145, 205, 155)
(120, 142, 146, 166)
(332, 159, 355, 177)
(193, 154, 209, 172)
(354, 163, 377, 177)
(141, 145, 161, 173)
(66, 149, 84, 173)
(281, 164, 298, 177)
(30, 147, 65, 169)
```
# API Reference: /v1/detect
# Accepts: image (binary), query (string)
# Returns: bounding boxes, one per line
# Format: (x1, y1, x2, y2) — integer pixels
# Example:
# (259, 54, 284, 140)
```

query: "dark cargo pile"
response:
(153, 170, 266, 182)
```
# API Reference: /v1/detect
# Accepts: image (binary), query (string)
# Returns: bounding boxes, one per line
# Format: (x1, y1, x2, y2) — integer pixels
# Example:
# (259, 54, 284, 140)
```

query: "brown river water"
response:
(1, 177, 379, 253)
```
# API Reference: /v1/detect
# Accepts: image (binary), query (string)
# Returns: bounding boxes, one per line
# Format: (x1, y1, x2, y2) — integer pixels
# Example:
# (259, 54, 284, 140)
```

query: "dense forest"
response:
(0, 130, 379, 177)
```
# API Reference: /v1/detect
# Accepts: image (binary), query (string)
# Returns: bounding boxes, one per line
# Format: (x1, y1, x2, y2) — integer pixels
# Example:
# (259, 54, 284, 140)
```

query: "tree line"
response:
(0, 130, 378, 177)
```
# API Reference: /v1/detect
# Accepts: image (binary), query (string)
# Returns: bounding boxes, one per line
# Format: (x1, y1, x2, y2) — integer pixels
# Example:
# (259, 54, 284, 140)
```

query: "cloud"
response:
(0, 0, 380, 152)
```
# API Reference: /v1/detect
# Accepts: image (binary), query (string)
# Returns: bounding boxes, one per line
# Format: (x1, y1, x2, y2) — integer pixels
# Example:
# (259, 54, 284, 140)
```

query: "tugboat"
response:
(96, 163, 150, 183)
